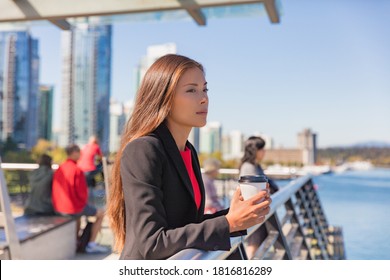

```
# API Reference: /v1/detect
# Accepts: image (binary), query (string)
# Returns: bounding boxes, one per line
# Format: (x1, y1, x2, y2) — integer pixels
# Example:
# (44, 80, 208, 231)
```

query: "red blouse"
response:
(180, 147, 201, 210)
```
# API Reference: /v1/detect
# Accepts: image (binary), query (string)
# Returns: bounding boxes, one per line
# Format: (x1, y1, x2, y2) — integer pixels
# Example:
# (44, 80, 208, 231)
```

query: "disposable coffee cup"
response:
(238, 175, 268, 201)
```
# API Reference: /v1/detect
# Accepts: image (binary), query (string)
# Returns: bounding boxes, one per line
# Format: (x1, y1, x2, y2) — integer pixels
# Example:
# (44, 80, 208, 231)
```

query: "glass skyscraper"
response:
(200, 122, 223, 154)
(0, 29, 39, 149)
(38, 85, 53, 141)
(61, 24, 111, 153)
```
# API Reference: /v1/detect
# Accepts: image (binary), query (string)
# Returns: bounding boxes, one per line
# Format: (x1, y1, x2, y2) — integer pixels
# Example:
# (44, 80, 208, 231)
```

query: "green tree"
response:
(51, 146, 67, 164)
(31, 139, 53, 161)
(1, 136, 18, 156)
(3, 150, 34, 163)
(30, 139, 67, 164)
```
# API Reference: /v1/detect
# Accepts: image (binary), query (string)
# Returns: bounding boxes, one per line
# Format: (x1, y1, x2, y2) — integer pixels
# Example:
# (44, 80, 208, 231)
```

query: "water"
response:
(279, 168, 390, 260)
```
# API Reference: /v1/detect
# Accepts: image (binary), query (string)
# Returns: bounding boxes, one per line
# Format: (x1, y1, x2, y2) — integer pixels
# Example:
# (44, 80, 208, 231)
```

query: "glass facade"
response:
(38, 85, 53, 141)
(0, 30, 39, 149)
(200, 122, 222, 154)
(61, 24, 111, 153)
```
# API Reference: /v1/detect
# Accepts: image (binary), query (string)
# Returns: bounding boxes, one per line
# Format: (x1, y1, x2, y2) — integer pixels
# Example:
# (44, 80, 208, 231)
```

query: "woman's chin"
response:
(193, 121, 207, 128)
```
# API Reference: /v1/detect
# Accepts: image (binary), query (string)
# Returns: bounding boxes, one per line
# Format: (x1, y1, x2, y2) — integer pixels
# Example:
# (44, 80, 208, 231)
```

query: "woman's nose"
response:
(200, 92, 208, 104)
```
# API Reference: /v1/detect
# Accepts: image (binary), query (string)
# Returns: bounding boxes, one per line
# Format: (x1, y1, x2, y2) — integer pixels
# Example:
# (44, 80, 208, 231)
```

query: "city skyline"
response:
(16, 1, 390, 148)
(0, 30, 39, 149)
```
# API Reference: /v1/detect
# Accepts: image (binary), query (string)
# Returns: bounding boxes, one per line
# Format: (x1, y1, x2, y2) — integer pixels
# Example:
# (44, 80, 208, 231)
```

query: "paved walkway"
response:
(72, 216, 119, 260)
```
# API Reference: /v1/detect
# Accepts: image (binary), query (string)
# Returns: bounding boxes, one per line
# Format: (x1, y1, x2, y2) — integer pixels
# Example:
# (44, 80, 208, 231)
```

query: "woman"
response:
(107, 54, 271, 260)
(239, 136, 279, 259)
(240, 136, 279, 194)
(202, 158, 224, 214)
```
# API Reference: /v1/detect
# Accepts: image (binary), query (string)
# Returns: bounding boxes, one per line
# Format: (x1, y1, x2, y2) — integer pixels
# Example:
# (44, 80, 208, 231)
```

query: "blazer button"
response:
(213, 245, 219, 250)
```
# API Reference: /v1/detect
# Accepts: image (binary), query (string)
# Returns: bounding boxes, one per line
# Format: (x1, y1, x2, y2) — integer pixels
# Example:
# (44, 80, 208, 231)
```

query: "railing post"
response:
(295, 181, 329, 259)
(102, 157, 110, 201)
(265, 213, 293, 259)
(285, 198, 312, 259)
(0, 159, 22, 259)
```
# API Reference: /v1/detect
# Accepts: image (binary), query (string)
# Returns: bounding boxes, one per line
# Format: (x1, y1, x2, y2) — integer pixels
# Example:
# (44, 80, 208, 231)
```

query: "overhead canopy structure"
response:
(0, 0, 281, 30)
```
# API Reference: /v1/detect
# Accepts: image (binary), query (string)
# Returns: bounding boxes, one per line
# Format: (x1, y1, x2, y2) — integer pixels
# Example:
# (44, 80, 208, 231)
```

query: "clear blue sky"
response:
(29, 0, 390, 148)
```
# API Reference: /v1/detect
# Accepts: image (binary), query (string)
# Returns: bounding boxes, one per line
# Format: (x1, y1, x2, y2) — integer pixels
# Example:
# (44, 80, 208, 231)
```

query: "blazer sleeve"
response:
(203, 209, 247, 237)
(121, 138, 232, 259)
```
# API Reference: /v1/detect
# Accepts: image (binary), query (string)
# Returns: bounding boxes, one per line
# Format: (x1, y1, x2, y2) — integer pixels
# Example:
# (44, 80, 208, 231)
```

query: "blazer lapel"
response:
(154, 123, 195, 203)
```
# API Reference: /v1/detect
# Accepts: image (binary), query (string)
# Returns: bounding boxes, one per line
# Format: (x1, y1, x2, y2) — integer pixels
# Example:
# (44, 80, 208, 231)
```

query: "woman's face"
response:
(167, 67, 209, 129)
(256, 148, 266, 162)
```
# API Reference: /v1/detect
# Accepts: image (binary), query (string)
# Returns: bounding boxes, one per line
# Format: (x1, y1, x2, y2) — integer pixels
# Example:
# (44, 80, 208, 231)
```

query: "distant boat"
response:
(264, 164, 333, 178)
(332, 161, 373, 173)
(349, 161, 373, 170)
(264, 164, 297, 179)
(333, 164, 351, 173)
(297, 165, 333, 176)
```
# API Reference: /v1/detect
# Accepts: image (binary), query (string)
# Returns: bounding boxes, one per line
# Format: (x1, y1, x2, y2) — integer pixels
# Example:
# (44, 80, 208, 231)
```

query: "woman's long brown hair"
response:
(107, 54, 204, 252)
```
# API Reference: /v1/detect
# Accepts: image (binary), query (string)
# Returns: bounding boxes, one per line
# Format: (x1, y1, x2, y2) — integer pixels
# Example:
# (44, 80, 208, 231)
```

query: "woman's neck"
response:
(165, 121, 191, 151)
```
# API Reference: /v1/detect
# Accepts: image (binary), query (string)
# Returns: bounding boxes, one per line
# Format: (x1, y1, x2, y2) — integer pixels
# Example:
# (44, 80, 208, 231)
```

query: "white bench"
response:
(0, 162, 77, 259)
(0, 215, 76, 259)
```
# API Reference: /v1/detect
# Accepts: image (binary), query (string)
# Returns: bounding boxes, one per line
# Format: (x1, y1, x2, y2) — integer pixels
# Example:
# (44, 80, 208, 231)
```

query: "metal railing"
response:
(169, 175, 345, 260)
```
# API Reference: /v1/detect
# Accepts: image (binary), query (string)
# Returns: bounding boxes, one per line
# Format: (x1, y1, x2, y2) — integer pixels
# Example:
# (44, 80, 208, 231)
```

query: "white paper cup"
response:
(238, 175, 268, 201)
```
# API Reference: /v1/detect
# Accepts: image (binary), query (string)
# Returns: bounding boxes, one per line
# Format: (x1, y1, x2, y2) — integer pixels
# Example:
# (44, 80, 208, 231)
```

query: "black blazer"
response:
(120, 122, 236, 260)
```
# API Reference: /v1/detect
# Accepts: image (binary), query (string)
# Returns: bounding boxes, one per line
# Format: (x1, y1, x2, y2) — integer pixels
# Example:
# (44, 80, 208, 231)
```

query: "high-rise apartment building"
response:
(222, 130, 244, 160)
(297, 128, 317, 165)
(0, 29, 39, 149)
(60, 24, 111, 152)
(188, 127, 200, 152)
(134, 43, 176, 90)
(200, 122, 222, 154)
(109, 99, 131, 153)
(38, 85, 53, 141)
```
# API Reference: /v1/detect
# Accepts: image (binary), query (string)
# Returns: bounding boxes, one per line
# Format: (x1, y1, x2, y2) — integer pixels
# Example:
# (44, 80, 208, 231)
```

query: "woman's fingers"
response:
(247, 190, 268, 204)
(257, 215, 265, 224)
(257, 200, 271, 213)
(257, 206, 271, 216)
(231, 186, 242, 204)
(250, 202, 271, 219)
(226, 187, 272, 232)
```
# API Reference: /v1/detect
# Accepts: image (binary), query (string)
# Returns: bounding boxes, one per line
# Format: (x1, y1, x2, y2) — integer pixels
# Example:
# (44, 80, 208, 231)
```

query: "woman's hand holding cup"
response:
(225, 184, 271, 233)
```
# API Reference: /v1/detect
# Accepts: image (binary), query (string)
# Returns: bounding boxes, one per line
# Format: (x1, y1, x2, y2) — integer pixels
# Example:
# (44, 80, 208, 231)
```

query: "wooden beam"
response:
(48, 19, 71, 30)
(1, 0, 274, 22)
(263, 0, 280, 23)
(179, 0, 207, 26)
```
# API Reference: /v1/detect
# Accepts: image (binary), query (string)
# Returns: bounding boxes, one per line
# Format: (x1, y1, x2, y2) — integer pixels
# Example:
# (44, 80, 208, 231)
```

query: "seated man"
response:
(52, 144, 108, 254)
(24, 154, 55, 216)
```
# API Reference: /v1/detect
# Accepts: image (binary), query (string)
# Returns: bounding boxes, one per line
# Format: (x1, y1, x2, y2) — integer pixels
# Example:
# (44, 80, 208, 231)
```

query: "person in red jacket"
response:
(52, 144, 108, 254)
(78, 135, 103, 188)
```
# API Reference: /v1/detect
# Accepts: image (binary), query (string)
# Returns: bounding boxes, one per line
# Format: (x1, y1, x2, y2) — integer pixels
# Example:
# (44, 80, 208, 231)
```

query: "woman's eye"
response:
(186, 88, 208, 94)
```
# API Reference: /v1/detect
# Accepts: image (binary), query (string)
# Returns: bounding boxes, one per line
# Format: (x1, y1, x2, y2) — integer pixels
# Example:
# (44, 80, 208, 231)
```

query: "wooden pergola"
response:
(0, 0, 281, 30)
